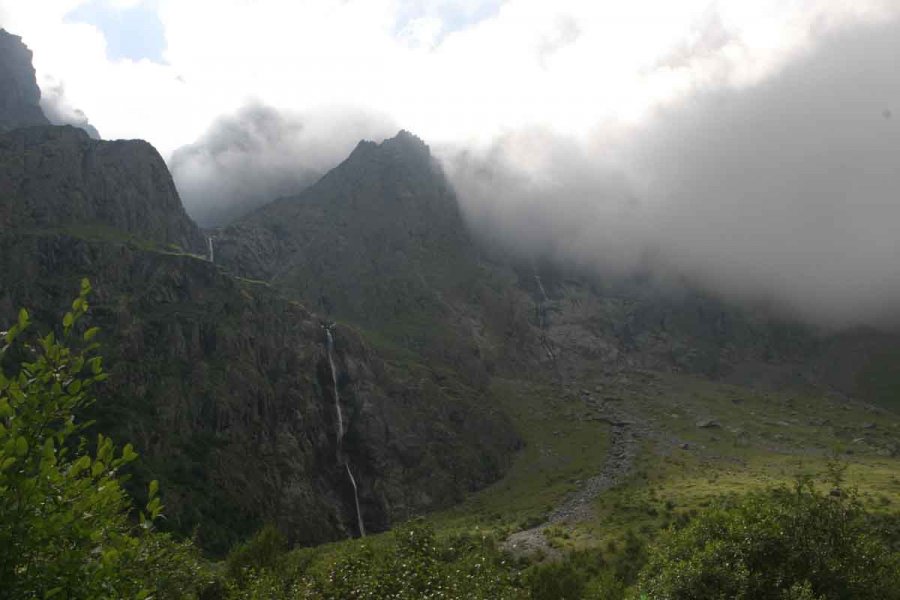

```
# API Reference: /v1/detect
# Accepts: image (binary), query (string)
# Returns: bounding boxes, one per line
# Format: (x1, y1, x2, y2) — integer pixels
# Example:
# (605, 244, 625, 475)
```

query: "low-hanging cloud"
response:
(169, 103, 396, 226)
(39, 80, 101, 139)
(7, 0, 900, 329)
(446, 17, 900, 330)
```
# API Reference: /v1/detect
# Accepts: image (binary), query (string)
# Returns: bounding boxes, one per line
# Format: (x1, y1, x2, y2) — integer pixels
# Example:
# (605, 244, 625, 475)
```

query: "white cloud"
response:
(448, 16, 900, 328)
(2, 0, 900, 326)
(2, 0, 895, 157)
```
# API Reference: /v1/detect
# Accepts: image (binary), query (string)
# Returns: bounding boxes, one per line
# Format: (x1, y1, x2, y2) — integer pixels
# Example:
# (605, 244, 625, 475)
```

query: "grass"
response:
(425, 369, 900, 557)
(429, 378, 611, 534)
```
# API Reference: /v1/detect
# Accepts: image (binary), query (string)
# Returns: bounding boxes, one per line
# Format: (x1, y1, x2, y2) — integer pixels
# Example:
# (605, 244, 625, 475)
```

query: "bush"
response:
(0, 280, 212, 599)
(298, 521, 526, 599)
(225, 524, 288, 583)
(528, 560, 585, 600)
(636, 477, 900, 599)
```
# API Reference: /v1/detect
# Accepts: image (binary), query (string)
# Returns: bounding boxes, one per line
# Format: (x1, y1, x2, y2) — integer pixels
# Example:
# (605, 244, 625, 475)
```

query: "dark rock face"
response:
(215, 130, 508, 385)
(0, 29, 50, 132)
(217, 130, 474, 305)
(0, 232, 518, 554)
(0, 125, 206, 254)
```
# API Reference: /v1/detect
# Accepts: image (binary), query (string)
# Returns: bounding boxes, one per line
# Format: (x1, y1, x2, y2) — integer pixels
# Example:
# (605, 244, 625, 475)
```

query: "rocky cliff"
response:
(0, 231, 517, 553)
(0, 29, 50, 132)
(0, 125, 206, 254)
(214, 130, 529, 385)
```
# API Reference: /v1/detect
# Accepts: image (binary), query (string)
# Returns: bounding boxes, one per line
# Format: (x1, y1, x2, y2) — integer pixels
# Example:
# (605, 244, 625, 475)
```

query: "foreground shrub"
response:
(636, 477, 900, 600)
(0, 280, 212, 599)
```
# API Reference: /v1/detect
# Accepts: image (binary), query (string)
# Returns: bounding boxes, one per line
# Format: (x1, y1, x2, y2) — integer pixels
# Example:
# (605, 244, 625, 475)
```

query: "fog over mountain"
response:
(39, 80, 101, 138)
(4, 0, 900, 328)
(447, 17, 900, 329)
(170, 103, 396, 225)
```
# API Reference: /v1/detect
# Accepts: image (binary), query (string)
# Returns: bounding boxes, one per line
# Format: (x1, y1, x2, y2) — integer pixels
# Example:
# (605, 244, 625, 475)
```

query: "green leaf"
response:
(17, 308, 28, 329)
(83, 327, 100, 342)
(121, 443, 138, 462)
(0, 399, 12, 418)
(80, 278, 91, 295)
(15, 436, 28, 457)
(62, 312, 74, 329)
(149, 479, 159, 499)
(71, 455, 91, 475)
(89, 357, 103, 375)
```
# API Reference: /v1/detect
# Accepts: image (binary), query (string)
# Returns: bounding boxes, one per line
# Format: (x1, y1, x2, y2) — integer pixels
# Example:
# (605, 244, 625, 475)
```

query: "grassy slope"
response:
(17, 228, 899, 569)
(432, 378, 613, 534)
(267, 368, 899, 587)
(425, 369, 900, 555)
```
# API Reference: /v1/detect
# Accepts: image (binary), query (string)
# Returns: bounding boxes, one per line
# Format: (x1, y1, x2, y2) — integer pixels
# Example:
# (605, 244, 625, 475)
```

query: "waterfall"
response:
(324, 324, 365, 537)
(207, 236, 215, 263)
(533, 270, 557, 363)
(534, 273, 549, 329)
(325, 326, 344, 448)
(345, 464, 366, 537)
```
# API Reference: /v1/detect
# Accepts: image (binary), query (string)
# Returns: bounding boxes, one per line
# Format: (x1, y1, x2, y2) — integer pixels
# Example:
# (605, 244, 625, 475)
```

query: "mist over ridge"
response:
(443, 16, 900, 330)
(7, 0, 899, 330)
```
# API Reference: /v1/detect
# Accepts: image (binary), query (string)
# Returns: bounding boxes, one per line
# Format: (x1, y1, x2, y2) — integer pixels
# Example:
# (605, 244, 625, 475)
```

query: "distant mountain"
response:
(215, 131, 900, 411)
(214, 130, 535, 383)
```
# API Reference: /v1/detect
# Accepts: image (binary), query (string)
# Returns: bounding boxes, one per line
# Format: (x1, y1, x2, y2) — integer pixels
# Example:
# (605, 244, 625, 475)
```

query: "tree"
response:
(0, 279, 211, 599)
(635, 476, 900, 600)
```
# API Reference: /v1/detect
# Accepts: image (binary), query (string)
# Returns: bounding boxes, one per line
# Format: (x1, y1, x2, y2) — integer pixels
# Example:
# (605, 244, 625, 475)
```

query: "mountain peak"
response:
(0, 29, 51, 132)
(386, 129, 429, 151)
(348, 129, 432, 164)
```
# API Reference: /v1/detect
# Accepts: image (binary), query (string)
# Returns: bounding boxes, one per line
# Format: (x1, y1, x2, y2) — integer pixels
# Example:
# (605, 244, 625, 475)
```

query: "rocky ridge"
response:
(0, 125, 206, 254)
(0, 29, 49, 132)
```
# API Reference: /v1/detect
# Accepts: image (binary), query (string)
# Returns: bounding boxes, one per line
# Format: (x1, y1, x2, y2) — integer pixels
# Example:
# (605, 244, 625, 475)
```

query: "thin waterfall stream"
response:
(324, 324, 365, 537)
(345, 464, 366, 537)
(207, 235, 215, 263)
(533, 270, 557, 363)
(325, 327, 343, 449)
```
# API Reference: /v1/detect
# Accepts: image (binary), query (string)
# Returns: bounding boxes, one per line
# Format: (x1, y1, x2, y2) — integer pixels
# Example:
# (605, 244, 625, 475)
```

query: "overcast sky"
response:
(1, 0, 899, 328)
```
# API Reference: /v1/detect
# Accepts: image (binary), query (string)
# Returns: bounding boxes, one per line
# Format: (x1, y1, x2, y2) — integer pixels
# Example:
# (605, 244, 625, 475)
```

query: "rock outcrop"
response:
(0, 125, 206, 254)
(0, 29, 50, 131)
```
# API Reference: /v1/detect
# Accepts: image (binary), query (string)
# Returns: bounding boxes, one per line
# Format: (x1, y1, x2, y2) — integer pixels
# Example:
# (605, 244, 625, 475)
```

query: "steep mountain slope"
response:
(0, 29, 49, 132)
(213, 131, 900, 409)
(0, 125, 206, 253)
(0, 40, 518, 553)
(0, 230, 517, 553)
(214, 131, 542, 383)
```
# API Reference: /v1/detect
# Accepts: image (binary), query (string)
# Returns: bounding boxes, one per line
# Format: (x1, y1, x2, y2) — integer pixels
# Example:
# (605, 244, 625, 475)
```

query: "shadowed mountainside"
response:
(0, 29, 49, 132)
